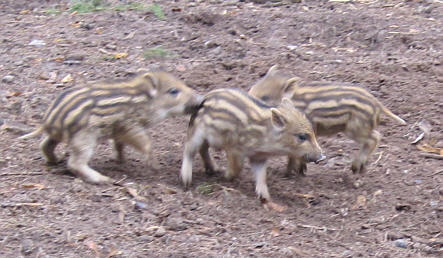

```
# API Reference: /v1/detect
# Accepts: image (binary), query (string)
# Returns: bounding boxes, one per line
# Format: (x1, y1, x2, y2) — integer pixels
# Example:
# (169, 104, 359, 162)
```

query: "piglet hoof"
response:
(84, 175, 113, 185)
(295, 165, 307, 177)
(45, 160, 60, 167)
(204, 167, 217, 176)
(224, 172, 239, 181)
(351, 161, 366, 174)
(113, 156, 125, 164)
(283, 171, 293, 178)
(261, 199, 287, 212)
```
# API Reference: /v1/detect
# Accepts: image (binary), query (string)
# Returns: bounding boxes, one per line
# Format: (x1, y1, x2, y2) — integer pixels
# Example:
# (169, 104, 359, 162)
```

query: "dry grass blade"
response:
(294, 193, 315, 199)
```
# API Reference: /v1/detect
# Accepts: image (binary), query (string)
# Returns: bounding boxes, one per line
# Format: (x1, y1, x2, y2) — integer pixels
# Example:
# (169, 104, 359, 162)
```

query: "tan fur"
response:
(180, 89, 323, 202)
(249, 65, 406, 175)
(20, 71, 203, 184)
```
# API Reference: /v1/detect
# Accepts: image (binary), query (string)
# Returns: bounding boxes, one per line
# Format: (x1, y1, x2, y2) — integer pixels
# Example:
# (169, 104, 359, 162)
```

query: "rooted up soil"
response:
(0, 0, 442, 257)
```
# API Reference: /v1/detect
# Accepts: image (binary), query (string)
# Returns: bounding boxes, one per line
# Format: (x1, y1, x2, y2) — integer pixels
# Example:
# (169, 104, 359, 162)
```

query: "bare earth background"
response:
(0, 0, 442, 257)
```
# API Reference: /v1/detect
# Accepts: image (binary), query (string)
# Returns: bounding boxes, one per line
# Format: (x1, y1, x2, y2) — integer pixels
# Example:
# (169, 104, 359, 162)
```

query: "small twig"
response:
(98, 48, 112, 55)
(0, 172, 44, 176)
(411, 132, 425, 144)
(113, 175, 127, 186)
(420, 153, 443, 160)
(1, 202, 43, 207)
(297, 224, 339, 231)
(294, 193, 315, 199)
(102, 186, 118, 193)
(430, 169, 443, 177)
(213, 183, 240, 193)
(373, 151, 384, 165)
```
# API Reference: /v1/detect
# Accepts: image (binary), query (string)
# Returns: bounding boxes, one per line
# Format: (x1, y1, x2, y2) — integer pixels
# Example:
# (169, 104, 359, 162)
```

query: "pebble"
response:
(134, 200, 149, 210)
(2, 75, 15, 83)
(204, 40, 219, 48)
(429, 200, 438, 207)
(80, 23, 94, 30)
(64, 57, 83, 65)
(138, 235, 154, 242)
(394, 239, 408, 248)
(105, 44, 117, 50)
(20, 239, 34, 255)
(154, 226, 166, 237)
(166, 217, 188, 231)
(28, 39, 46, 47)
(0, 158, 9, 167)
(6, 101, 23, 115)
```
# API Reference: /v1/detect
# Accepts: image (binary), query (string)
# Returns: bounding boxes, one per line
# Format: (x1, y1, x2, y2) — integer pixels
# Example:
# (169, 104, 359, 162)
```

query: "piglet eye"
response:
(168, 88, 180, 96)
(296, 134, 308, 142)
(261, 95, 270, 101)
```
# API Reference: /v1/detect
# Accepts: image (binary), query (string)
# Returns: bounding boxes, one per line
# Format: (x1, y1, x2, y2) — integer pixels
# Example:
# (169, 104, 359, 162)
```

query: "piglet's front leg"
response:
(250, 158, 287, 212)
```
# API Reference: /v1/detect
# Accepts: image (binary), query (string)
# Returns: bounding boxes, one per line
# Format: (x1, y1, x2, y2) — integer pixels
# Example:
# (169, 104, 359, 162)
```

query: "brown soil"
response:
(0, 0, 442, 257)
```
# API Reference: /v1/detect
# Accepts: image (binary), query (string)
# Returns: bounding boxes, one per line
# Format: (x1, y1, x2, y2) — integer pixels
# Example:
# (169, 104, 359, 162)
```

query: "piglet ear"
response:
(265, 65, 279, 77)
(283, 76, 301, 94)
(270, 108, 288, 130)
(141, 73, 159, 97)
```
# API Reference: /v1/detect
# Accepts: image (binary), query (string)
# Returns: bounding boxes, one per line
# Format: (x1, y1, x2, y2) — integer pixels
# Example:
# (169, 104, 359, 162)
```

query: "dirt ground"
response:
(0, 0, 442, 257)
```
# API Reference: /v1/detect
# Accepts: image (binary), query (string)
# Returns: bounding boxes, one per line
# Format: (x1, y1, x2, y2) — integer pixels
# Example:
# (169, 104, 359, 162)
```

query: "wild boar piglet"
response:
(180, 88, 324, 205)
(249, 65, 406, 175)
(20, 71, 203, 184)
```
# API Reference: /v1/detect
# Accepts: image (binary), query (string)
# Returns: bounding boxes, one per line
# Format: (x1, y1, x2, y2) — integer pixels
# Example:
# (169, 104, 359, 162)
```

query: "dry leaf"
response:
(124, 31, 135, 39)
(85, 240, 100, 257)
(176, 64, 186, 72)
(373, 189, 383, 197)
(126, 187, 139, 198)
(164, 187, 177, 194)
(207, 200, 217, 206)
(22, 183, 45, 190)
(352, 195, 367, 209)
(106, 247, 122, 258)
(114, 53, 128, 59)
(7, 91, 22, 97)
(61, 74, 73, 83)
(263, 201, 287, 212)
(417, 143, 443, 155)
(271, 226, 280, 237)
(125, 187, 146, 201)
(20, 10, 31, 15)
